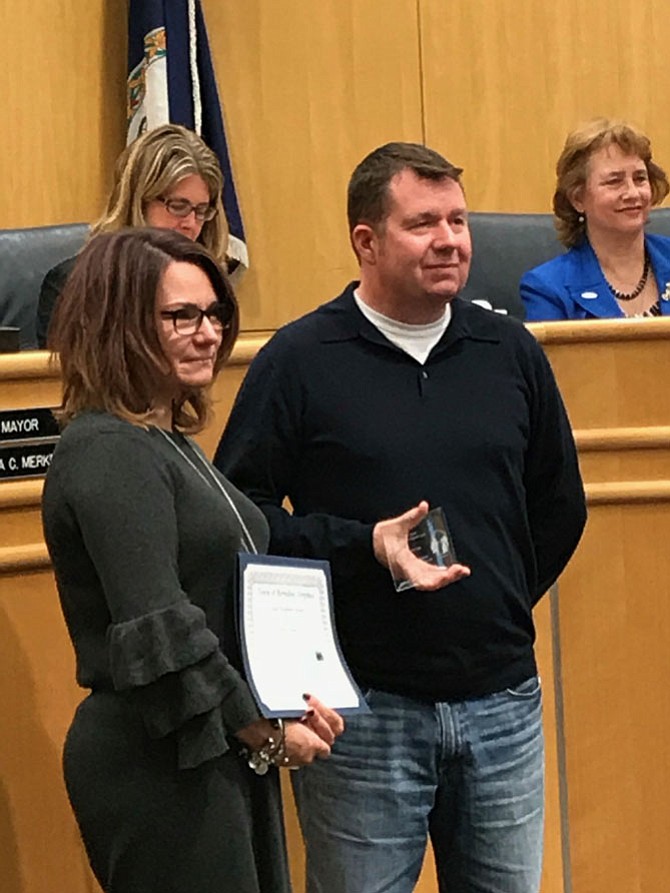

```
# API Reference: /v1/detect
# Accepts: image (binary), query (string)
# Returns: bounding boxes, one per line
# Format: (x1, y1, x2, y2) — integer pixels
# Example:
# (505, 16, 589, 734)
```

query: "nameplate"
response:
(0, 408, 60, 480)
(0, 408, 59, 441)
(0, 440, 58, 480)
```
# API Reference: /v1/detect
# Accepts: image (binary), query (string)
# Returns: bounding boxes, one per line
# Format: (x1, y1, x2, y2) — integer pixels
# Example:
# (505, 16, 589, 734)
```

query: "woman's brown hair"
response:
(49, 228, 238, 433)
(554, 118, 670, 248)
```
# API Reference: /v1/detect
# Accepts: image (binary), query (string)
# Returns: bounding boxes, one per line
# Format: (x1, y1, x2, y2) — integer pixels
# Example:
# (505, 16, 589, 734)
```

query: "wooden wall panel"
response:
(558, 503, 670, 892)
(534, 319, 670, 430)
(420, 0, 670, 214)
(0, 568, 101, 893)
(534, 319, 670, 893)
(0, 0, 128, 228)
(201, 0, 424, 329)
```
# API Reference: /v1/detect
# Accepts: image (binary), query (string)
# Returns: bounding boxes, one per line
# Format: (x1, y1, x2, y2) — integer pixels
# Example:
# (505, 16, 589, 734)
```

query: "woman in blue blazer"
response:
(521, 119, 670, 320)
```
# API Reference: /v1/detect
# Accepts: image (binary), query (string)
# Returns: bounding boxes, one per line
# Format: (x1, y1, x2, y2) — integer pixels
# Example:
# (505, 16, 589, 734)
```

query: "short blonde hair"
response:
(553, 118, 670, 248)
(90, 124, 229, 262)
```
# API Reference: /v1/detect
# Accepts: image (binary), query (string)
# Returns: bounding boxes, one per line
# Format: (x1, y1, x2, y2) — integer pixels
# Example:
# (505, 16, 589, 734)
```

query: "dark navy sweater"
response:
(215, 285, 586, 701)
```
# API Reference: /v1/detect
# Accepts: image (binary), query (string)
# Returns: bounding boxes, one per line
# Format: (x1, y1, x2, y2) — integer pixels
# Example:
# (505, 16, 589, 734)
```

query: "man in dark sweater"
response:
(215, 143, 586, 893)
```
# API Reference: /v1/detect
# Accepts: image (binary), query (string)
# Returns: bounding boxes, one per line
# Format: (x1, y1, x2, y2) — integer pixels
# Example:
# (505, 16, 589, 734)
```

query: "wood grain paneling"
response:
(420, 0, 670, 214)
(535, 319, 670, 893)
(0, 0, 128, 228)
(533, 320, 670, 431)
(201, 0, 424, 329)
(0, 568, 100, 893)
(558, 504, 670, 892)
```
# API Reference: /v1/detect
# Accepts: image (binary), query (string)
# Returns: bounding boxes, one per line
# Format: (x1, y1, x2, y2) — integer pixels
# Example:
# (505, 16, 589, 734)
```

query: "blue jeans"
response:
(292, 677, 544, 893)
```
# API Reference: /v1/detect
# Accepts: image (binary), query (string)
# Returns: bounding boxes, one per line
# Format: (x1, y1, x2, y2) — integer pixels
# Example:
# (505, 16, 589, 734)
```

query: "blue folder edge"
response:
(236, 552, 369, 719)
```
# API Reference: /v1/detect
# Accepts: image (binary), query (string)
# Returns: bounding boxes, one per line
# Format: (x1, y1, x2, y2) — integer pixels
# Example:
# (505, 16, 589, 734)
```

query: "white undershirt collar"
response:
(353, 290, 451, 365)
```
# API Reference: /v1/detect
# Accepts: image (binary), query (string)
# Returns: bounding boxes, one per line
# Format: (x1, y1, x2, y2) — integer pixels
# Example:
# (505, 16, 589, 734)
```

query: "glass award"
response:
(391, 506, 458, 593)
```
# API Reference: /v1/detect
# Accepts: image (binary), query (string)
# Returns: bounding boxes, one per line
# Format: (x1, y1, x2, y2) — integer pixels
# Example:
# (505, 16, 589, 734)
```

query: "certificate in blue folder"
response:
(237, 554, 369, 718)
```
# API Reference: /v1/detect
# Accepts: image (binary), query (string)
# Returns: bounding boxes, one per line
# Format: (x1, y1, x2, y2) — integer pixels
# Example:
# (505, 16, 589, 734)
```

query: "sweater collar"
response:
(317, 282, 501, 353)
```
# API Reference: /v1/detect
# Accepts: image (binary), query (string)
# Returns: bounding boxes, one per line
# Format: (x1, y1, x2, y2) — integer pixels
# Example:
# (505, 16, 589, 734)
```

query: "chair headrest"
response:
(0, 223, 88, 349)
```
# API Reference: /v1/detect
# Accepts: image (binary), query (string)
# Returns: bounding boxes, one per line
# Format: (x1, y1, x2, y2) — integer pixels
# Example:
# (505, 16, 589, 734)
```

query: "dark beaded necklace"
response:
(604, 250, 651, 301)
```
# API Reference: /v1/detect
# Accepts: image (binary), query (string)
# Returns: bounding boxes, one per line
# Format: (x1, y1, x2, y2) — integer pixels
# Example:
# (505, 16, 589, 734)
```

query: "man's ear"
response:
(351, 223, 378, 264)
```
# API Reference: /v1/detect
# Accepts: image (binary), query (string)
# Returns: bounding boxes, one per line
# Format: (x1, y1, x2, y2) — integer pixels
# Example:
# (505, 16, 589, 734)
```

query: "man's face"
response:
(370, 169, 472, 320)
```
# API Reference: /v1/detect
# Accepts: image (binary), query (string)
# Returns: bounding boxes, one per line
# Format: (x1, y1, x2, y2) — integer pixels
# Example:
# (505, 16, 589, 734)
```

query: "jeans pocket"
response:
(505, 675, 541, 699)
(358, 686, 377, 706)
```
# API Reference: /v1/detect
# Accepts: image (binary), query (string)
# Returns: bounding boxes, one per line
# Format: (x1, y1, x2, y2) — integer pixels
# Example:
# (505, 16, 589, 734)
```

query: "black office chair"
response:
(0, 223, 88, 349)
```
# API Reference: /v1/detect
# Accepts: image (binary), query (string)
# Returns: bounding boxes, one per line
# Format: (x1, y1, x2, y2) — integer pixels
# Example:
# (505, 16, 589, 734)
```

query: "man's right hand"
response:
(373, 500, 471, 591)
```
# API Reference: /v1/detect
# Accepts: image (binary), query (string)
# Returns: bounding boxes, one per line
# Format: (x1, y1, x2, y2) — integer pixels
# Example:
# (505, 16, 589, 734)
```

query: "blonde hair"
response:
(553, 118, 669, 248)
(90, 124, 229, 261)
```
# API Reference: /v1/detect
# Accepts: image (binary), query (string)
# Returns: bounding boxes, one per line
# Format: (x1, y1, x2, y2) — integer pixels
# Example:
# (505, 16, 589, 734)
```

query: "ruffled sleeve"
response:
(108, 601, 260, 767)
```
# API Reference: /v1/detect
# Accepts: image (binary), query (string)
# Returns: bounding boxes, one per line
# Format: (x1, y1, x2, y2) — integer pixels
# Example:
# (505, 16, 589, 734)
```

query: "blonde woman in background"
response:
(521, 118, 670, 320)
(36, 123, 229, 346)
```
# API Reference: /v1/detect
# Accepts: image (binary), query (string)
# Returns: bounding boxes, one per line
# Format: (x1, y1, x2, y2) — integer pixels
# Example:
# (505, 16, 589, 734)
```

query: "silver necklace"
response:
(155, 427, 258, 554)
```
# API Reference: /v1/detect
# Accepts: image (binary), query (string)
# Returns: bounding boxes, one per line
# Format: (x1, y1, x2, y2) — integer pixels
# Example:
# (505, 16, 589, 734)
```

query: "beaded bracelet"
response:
(244, 719, 290, 775)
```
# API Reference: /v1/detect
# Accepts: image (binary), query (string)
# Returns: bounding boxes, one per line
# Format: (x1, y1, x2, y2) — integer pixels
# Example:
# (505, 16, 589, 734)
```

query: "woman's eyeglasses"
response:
(160, 302, 234, 335)
(158, 197, 217, 222)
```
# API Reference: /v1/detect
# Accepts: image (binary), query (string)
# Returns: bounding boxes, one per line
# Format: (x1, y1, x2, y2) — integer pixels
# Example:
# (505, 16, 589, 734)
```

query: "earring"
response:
(577, 213, 585, 224)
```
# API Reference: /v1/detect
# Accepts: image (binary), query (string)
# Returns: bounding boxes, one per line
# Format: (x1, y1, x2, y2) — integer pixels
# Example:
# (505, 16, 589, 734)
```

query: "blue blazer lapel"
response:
(565, 241, 623, 318)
